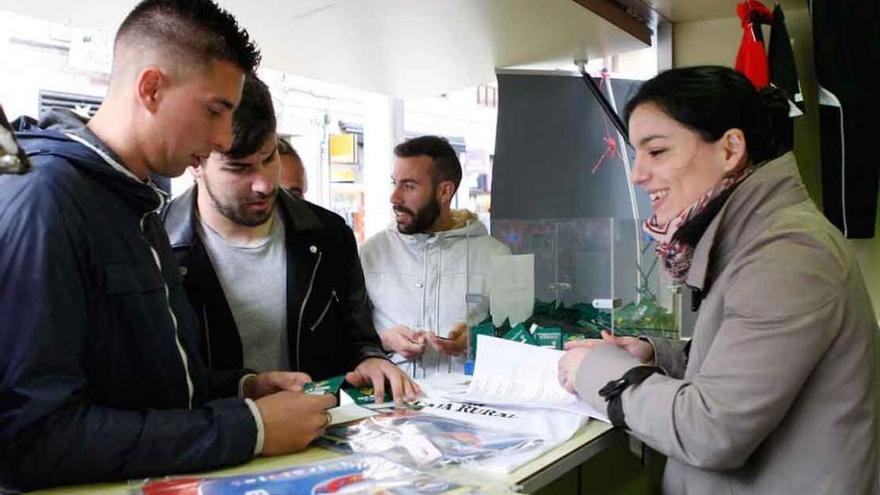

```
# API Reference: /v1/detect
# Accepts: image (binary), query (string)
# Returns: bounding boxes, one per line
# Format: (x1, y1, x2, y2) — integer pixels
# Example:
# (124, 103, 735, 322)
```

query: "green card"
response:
(341, 383, 394, 407)
(303, 375, 345, 396)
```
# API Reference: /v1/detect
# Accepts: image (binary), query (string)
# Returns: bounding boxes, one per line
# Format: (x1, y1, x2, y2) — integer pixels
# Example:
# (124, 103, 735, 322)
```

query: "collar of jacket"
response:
(389, 212, 489, 247)
(686, 151, 808, 293)
(165, 185, 323, 249)
(16, 127, 163, 216)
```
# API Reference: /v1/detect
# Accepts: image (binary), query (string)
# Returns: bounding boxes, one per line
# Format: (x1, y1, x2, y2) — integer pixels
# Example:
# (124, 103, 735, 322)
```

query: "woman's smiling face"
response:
(628, 102, 741, 225)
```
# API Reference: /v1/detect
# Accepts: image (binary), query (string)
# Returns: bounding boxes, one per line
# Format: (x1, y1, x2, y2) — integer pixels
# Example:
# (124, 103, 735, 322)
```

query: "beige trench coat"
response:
(576, 152, 879, 494)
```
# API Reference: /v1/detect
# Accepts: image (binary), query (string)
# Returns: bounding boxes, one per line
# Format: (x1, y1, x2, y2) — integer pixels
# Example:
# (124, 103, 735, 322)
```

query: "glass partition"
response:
(490, 217, 680, 342)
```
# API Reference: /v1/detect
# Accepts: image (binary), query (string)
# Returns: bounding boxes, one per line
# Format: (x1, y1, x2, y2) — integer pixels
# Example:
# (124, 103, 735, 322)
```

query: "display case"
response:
(491, 217, 680, 340)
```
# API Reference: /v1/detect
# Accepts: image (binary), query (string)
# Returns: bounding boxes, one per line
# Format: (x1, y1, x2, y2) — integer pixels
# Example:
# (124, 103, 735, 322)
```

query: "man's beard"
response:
(394, 196, 441, 235)
(203, 177, 277, 227)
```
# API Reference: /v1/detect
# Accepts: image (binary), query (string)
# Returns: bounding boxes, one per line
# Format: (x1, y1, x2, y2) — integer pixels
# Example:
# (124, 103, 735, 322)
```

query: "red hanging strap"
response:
(734, 0, 773, 88)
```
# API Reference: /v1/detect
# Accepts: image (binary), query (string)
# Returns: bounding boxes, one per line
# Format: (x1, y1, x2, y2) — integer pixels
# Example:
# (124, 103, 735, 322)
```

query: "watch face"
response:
(0, 105, 30, 174)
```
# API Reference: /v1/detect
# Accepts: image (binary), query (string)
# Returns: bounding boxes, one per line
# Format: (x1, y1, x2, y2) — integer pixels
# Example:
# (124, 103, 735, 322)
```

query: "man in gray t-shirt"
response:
(198, 208, 288, 373)
(165, 74, 418, 404)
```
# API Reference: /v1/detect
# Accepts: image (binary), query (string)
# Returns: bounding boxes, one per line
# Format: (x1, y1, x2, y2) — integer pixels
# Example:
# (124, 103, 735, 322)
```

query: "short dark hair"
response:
(394, 135, 462, 191)
(624, 65, 789, 165)
(225, 72, 276, 159)
(277, 137, 301, 162)
(116, 0, 260, 73)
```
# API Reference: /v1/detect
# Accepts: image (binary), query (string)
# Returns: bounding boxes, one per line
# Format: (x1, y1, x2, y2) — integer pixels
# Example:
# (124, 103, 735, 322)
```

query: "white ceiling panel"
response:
(0, 0, 648, 97)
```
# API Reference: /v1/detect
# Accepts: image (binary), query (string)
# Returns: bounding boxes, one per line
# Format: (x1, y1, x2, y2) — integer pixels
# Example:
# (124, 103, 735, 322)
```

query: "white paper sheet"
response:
(458, 336, 609, 423)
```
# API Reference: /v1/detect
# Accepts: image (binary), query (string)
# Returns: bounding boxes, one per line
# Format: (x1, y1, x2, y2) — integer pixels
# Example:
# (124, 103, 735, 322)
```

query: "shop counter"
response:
(30, 421, 620, 494)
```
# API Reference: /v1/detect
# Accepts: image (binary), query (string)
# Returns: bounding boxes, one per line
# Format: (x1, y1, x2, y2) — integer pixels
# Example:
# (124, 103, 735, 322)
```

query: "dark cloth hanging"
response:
(767, 3, 803, 151)
(768, 4, 803, 111)
(812, 0, 880, 238)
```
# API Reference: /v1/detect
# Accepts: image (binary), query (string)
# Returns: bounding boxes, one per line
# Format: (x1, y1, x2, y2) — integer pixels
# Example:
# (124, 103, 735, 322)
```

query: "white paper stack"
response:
(458, 335, 609, 423)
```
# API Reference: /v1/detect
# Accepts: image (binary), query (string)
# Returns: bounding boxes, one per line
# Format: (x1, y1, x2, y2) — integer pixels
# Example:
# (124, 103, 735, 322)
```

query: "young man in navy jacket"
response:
(0, 1, 335, 490)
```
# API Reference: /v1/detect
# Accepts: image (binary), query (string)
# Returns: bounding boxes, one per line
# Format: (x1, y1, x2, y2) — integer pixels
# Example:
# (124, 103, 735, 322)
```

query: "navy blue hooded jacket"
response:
(0, 114, 257, 491)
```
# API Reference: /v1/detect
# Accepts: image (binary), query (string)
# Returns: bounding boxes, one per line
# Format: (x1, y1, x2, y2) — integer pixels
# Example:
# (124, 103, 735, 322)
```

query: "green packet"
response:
(534, 326, 563, 350)
(341, 383, 394, 407)
(303, 375, 345, 396)
(503, 323, 537, 345)
(469, 322, 496, 361)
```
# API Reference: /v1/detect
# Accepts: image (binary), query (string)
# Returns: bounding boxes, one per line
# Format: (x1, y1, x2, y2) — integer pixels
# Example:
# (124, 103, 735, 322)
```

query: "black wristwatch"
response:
(598, 365, 665, 428)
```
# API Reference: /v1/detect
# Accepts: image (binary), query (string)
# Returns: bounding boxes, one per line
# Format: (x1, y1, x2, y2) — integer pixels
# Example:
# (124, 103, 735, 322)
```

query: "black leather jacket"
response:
(164, 186, 387, 381)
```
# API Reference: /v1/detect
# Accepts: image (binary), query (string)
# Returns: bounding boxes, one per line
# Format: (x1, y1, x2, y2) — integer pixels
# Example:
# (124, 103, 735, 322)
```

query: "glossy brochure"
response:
(139, 454, 502, 494)
(319, 409, 544, 473)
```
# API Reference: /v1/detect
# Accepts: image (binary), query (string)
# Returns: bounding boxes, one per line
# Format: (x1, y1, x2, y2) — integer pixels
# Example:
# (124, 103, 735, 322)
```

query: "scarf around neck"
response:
(643, 166, 754, 283)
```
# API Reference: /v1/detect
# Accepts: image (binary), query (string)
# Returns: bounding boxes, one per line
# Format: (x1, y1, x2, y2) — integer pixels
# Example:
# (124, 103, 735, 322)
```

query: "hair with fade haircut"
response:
(276, 137, 301, 162)
(114, 0, 260, 75)
(394, 135, 462, 192)
(225, 72, 276, 159)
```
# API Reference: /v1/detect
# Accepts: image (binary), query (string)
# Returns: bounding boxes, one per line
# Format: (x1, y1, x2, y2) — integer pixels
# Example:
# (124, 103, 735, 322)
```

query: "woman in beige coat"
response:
(559, 66, 879, 495)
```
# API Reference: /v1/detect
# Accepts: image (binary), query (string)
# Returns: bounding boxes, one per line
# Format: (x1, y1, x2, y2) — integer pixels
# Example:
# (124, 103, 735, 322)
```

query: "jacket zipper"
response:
(310, 289, 338, 332)
(296, 249, 322, 371)
(420, 243, 429, 330)
(202, 306, 213, 370)
(144, 213, 194, 409)
(69, 133, 194, 408)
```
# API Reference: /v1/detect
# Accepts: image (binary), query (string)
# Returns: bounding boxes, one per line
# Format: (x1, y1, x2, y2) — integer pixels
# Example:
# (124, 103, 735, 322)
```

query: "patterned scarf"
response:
(643, 166, 754, 283)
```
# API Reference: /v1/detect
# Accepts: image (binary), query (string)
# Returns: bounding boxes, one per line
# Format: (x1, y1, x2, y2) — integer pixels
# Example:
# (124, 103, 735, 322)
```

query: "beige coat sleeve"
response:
(576, 235, 846, 470)
(646, 337, 689, 378)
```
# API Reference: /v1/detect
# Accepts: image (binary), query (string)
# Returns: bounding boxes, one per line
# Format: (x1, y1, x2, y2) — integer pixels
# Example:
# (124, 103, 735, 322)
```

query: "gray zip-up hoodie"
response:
(360, 211, 510, 374)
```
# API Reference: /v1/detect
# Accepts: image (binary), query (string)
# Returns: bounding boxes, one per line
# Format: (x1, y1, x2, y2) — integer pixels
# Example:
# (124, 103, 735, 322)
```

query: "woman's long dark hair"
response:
(625, 66, 791, 164)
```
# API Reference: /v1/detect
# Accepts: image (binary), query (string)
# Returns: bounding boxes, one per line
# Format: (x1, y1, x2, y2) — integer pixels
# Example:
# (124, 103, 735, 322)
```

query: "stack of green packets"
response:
(467, 297, 677, 362)
(467, 320, 565, 362)
(531, 297, 675, 339)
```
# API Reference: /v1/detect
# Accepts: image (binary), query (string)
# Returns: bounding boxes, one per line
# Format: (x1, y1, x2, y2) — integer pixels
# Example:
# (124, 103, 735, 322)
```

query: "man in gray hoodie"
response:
(360, 136, 510, 376)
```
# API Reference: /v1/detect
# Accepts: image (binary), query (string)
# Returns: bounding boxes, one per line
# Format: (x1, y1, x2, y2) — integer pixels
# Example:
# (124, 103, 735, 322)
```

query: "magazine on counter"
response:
(318, 409, 543, 472)
(140, 454, 495, 494)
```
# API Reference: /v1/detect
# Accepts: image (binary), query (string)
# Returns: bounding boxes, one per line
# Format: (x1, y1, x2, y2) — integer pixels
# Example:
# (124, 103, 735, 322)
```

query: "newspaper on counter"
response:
(319, 409, 544, 474)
